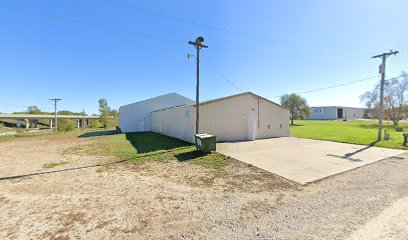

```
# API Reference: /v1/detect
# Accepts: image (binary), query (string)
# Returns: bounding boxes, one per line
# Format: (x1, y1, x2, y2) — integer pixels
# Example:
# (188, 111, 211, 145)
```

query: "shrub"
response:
(88, 119, 103, 128)
(57, 119, 75, 132)
(395, 126, 404, 132)
(105, 117, 119, 129)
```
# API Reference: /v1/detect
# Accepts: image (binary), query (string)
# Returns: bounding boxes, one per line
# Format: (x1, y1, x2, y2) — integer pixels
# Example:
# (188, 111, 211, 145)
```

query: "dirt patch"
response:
(1, 133, 408, 239)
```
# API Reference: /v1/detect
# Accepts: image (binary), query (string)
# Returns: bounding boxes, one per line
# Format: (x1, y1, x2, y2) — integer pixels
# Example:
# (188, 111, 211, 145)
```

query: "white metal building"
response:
(119, 93, 195, 133)
(152, 92, 290, 143)
(307, 106, 366, 120)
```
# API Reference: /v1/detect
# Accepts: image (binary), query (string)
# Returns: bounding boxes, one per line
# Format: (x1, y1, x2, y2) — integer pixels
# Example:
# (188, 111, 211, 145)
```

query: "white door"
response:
(137, 120, 145, 132)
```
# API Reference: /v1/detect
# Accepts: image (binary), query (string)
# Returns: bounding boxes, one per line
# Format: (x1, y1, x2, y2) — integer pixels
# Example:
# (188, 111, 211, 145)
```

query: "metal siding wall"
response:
(307, 107, 338, 120)
(152, 93, 290, 143)
(343, 107, 365, 119)
(200, 94, 254, 142)
(152, 106, 195, 143)
(256, 99, 290, 139)
(119, 93, 194, 133)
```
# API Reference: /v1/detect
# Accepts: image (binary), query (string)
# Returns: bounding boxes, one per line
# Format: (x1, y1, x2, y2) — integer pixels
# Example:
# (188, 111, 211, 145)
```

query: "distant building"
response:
(306, 106, 366, 120)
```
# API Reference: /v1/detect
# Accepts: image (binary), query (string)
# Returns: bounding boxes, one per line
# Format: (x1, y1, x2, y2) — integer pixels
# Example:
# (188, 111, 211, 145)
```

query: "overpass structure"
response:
(0, 114, 102, 129)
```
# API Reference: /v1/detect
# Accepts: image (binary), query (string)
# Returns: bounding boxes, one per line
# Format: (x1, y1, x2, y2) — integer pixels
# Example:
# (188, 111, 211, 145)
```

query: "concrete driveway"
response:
(217, 137, 405, 184)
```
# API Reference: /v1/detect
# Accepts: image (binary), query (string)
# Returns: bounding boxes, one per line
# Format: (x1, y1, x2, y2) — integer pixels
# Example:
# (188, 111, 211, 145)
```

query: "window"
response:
(184, 110, 190, 118)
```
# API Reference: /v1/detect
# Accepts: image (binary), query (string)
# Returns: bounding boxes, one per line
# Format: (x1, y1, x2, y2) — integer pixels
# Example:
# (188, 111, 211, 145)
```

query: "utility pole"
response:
(372, 50, 399, 141)
(188, 36, 208, 134)
(82, 108, 85, 129)
(49, 98, 62, 131)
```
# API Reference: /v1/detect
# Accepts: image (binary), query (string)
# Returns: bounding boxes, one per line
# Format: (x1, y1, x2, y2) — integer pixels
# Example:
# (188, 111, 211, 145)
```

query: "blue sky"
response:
(0, 0, 407, 114)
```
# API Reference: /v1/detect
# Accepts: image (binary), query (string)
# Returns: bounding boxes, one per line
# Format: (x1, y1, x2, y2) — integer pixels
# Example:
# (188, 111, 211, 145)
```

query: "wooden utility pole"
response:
(372, 50, 398, 141)
(49, 98, 62, 131)
(188, 36, 208, 134)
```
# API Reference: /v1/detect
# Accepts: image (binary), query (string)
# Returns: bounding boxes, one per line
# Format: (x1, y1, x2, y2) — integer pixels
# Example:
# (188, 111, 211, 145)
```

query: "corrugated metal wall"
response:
(152, 93, 290, 143)
(256, 98, 290, 139)
(307, 107, 338, 120)
(152, 105, 195, 143)
(119, 93, 194, 133)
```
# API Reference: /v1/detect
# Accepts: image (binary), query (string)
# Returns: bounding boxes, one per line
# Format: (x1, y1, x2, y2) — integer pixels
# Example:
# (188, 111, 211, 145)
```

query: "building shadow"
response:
(174, 149, 205, 162)
(124, 132, 189, 154)
(78, 130, 118, 138)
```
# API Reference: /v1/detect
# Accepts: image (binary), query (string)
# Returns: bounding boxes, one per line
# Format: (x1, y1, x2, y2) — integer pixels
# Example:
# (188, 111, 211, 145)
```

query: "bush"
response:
(57, 119, 75, 132)
(395, 126, 404, 132)
(88, 119, 103, 128)
(105, 117, 119, 129)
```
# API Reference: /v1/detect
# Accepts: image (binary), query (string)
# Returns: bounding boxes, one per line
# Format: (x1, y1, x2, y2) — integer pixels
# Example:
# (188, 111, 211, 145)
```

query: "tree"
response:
(280, 93, 311, 125)
(98, 98, 112, 128)
(26, 106, 42, 114)
(110, 109, 119, 117)
(360, 72, 408, 126)
(58, 110, 83, 115)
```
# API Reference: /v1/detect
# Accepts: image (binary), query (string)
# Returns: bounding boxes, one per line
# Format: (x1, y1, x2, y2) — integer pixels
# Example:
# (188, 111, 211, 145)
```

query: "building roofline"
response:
(119, 92, 194, 109)
(152, 92, 287, 113)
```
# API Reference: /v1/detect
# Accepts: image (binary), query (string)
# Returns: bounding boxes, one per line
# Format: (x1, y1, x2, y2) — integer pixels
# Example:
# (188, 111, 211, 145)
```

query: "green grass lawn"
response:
(99, 132, 228, 170)
(291, 120, 408, 149)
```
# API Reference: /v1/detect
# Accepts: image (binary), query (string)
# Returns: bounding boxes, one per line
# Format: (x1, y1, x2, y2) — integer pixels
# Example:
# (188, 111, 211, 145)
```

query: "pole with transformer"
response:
(49, 98, 62, 131)
(188, 36, 208, 134)
(372, 50, 398, 141)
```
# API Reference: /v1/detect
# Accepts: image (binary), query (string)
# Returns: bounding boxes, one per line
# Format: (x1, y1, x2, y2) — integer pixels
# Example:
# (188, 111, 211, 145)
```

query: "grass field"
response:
(0, 128, 108, 142)
(99, 132, 228, 169)
(291, 120, 408, 149)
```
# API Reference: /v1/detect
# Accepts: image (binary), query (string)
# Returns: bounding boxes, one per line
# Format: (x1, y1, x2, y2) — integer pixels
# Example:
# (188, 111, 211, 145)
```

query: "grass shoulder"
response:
(290, 120, 408, 150)
(98, 132, 228, 170)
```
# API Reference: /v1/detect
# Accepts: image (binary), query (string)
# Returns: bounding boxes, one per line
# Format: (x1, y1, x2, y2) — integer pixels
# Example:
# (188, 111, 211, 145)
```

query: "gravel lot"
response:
(1, 134, 408, 239)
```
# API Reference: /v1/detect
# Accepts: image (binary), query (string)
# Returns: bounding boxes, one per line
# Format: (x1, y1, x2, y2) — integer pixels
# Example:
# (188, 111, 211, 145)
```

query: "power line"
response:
(0, 4, 278, 57)
(0, 4, 184, 43)
(98, 0, 378, 56)
(267, 73, 408, 99)
(99, 0, 284, 44)
(210, 45, 278, 56)
(267, 75, 379, 99)
(202, 54, 245, 93)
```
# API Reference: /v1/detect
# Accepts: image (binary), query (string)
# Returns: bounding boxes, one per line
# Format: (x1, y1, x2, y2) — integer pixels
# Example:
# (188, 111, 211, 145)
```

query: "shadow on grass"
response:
(124, 132, 190, 154)
(123, 132, 209, 162)
(78, 130, 118, 138)
(353, 123, 382, 129)
(174, 150, 205, 162)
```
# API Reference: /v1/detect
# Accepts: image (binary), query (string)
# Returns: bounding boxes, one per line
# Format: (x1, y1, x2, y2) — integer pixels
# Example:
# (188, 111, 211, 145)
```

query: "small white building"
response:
(119, 93, 195, 133)
(152, 92, 290, 143)
(307, 106, 366, 120)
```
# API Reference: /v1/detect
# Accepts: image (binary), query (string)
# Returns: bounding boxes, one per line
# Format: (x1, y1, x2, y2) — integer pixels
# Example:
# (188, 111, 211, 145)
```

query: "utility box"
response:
(194, 133, 216, 153)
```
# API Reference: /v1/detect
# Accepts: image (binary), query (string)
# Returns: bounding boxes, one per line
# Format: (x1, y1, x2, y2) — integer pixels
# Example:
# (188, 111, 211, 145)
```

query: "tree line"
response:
(11, 98, 119, 130)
